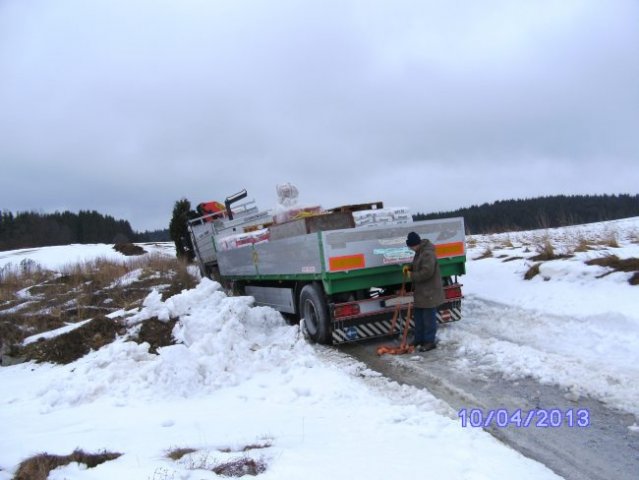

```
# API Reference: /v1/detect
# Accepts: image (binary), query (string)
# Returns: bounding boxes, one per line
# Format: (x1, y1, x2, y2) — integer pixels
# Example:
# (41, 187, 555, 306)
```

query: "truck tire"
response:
(299, 284, 331, 344)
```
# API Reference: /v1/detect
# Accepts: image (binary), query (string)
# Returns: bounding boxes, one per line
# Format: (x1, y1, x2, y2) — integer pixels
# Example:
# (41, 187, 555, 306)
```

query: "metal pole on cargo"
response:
(224, 189, 248, 220)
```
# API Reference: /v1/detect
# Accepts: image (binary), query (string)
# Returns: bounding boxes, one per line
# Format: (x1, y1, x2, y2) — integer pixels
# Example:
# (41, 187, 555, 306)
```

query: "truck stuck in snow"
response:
(188, 188, 466, 345)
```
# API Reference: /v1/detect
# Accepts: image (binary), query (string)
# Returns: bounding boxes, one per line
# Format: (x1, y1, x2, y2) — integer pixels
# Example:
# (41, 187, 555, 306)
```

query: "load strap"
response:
(376, 271, 414, 356)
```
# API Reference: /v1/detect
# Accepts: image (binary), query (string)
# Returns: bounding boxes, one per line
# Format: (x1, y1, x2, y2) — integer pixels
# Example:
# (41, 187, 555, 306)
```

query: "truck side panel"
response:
(217, 234, 324, 277)
(217, 245, 257, 276)
(255, 234, 324, 275)
(321, 218, 465, 270)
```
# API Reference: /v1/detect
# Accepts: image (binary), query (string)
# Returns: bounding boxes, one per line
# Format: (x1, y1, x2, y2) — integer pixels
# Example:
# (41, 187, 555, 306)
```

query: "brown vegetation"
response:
(13, 449, 121, 480)
(585, 255, 639, 285)
(212, 458, 267, 477)
(20, 316, 120, 364)
(166, 447, 197, 461)
(524, 263, 541, 280)
(1, 253, 198, 365)
(114, 243, 147, 256)
(473, 247, 493, 260)
(136, 318, 178, 353)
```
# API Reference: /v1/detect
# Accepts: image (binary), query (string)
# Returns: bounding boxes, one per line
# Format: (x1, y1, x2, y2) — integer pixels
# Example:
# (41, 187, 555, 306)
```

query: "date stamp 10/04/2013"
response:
(458, 408, 591, 428)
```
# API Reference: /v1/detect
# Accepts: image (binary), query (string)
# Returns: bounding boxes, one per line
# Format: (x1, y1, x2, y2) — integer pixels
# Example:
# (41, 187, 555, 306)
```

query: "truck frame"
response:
(188, 192, 466, 345)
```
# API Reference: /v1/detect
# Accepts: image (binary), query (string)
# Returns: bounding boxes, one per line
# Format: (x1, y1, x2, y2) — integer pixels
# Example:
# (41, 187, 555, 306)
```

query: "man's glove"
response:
(402, 265, 412, 275)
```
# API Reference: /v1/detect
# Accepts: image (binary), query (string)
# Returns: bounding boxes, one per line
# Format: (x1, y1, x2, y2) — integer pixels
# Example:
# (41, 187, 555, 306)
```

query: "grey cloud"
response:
(1, 0, 638, 230)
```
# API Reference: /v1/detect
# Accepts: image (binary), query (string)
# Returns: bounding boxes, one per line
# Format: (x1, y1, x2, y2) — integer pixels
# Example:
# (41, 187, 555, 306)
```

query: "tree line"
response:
(413, 194, 639, 234)
(3, 194, 637, 251)
(0, 210, 169, 251)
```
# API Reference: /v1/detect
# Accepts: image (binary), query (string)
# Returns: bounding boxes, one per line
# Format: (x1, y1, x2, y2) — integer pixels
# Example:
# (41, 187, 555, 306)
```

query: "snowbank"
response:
(0, 278, 561, 480)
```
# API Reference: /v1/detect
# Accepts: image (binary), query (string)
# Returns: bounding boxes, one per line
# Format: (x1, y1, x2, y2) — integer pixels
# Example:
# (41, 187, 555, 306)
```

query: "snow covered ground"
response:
(1, 218, 638, 479)
(451, 216, 639, 418)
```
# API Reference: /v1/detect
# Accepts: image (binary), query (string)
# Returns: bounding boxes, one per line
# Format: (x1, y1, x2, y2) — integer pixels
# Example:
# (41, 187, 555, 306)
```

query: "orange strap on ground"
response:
(376, 271, 415, 356)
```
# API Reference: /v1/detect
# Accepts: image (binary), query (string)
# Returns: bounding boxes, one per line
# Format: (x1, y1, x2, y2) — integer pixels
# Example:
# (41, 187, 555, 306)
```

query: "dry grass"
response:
(166, 447, 197, 461)
(585, 255, 639, 271)
(530, 237, 573, 261)
(500, 236, 515, 248)
(531, 238, 555, 261)
(0, 260, 54, 302)
(502, 256, 524, 263)
(601, 231, 620, 248)
(20, 316, 121, 364)
(585, 255, 639, 285)
(524, 263, 541, 280)
(218, 441, 272, 453)
(1, 253, 198, 365)
(13, 449, 121, 480)
(572, 237, 593, 253)
(473, 247, 493, 260)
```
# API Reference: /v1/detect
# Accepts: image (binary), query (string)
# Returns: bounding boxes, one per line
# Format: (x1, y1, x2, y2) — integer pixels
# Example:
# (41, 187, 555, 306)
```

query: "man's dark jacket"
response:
(410, 239, 445, 308)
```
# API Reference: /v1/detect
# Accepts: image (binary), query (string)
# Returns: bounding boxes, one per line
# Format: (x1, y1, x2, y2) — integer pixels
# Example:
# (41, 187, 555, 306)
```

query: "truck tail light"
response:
(444, 285, 462, 300)
(334, 303, 361, 318)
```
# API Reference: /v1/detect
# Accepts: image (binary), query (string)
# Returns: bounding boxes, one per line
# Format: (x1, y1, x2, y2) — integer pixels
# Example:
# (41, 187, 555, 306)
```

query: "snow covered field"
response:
(1, 218, 638, 479)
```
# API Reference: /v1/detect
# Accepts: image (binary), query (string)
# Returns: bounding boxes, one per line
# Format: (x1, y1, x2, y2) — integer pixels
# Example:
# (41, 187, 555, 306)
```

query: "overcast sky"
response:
(1, 0, 638, 231)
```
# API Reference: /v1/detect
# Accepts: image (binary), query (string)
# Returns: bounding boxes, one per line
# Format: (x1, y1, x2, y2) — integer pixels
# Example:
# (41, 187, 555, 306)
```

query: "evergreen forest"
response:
(0, 210, 168, 251)
(413, 194, 639, 234)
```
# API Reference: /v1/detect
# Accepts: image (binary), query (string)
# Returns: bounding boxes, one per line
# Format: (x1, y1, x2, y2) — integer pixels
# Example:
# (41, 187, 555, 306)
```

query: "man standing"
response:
(404, 232, 445, 352)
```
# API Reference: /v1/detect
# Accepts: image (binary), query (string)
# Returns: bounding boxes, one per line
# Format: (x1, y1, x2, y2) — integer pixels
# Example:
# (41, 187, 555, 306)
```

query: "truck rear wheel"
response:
(299, 284, 331, 344)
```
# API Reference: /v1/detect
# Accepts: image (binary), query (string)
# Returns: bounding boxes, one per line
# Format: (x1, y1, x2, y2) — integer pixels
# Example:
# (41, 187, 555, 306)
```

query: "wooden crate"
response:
(269, 212, 355, 241)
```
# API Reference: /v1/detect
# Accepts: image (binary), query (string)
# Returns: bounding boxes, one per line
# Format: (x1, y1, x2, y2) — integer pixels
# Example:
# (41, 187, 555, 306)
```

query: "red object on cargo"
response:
(198, 201, 226, 221)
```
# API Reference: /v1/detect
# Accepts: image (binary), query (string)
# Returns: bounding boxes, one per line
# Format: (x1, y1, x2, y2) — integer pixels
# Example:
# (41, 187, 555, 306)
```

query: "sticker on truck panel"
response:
(373, 247, 413, 264)
(328, 254, 366, 271)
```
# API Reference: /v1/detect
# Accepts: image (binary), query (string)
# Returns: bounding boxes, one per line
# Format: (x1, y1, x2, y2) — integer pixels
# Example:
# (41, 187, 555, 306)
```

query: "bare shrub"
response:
(13, 449, 121, 480)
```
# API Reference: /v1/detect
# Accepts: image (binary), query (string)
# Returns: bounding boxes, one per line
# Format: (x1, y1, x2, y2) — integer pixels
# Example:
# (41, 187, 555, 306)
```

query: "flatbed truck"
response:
(188, 191, 466, 345)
